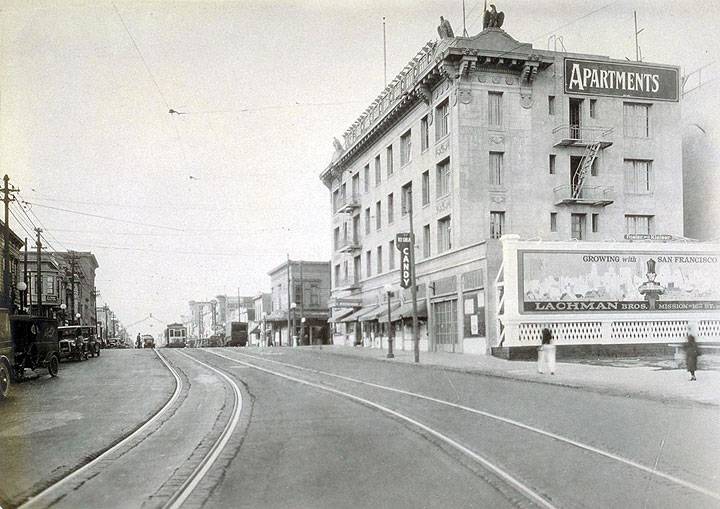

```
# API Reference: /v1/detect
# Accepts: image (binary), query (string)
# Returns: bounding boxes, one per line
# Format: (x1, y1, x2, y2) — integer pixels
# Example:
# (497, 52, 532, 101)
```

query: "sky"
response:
(2, 0, 718, 335)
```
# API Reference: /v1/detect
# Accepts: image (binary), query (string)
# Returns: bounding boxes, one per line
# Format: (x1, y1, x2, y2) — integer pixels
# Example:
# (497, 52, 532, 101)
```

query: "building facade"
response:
(266, 260, 331, 346)
(321, 25, 683, 355)
(51, 251, 99, 327)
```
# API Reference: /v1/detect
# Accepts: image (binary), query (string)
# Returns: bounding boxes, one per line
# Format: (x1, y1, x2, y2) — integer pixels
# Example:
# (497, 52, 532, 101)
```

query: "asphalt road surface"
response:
(1, 347, 718, 509)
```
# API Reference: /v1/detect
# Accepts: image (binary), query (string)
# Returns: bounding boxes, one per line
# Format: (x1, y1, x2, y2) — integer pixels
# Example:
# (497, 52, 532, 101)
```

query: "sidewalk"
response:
(306, 345, 720, 407)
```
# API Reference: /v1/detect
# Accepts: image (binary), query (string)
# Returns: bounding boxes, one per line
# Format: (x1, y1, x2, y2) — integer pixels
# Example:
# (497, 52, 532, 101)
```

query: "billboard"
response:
(519, 250, 720, 313)
(564, 58, 679, 102)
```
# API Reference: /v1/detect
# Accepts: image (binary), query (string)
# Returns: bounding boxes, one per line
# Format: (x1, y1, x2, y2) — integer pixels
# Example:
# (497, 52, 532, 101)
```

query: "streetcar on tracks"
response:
(164, 323, 187, 348)
(142, 334, 155, 348)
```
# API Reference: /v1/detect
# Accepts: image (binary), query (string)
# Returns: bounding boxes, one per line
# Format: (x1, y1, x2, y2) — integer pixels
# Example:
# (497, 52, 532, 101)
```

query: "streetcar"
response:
(164, 323, 187, 348)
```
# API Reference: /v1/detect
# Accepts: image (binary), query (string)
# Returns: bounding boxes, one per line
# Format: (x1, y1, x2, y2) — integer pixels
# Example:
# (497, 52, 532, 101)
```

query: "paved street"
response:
(2, 347, 718, 509)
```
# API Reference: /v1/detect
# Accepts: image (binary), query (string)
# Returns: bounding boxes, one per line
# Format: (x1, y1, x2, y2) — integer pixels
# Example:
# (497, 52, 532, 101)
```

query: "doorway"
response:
(569, 98, 583, 139)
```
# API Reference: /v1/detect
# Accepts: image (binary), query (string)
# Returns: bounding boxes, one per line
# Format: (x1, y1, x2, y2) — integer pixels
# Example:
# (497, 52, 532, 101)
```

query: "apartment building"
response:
(321, 25, 682, 354)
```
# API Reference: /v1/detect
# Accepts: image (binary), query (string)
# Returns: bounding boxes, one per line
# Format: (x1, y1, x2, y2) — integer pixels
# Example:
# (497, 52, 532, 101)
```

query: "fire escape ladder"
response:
(572, 141, 601, 199)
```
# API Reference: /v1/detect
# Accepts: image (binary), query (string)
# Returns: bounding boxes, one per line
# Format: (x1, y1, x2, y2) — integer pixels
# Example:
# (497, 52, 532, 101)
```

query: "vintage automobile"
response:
(0, 308, 14, 399)
(142, 334, 155, 348)
(9, 314, 60, 382)
(58, 325, 100, 361)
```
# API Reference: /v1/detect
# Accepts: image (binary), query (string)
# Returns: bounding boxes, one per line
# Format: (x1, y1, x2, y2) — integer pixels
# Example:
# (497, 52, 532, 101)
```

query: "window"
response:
(377, 245, 383, 273)
(488, 92, 503, 128)
(333, 227, 340, 250)
(592, 213, 599, 233)
(388, 240, 395, 270)
(490, 211, 505, 239)
(386, 146, 393, 176)
(375, 156, 382, 186)
(626, 215, 654, 235)
(351, 173, 360, 197)
(401, 181, 413, 215)
(550, 212, 557, 232)
(423, 224, 431, 258)
(436, 159, 451, 197)
(548, 95, 556, 115)
(364, 207, 371, 234)
(549, 154, 556, 175)
(334, 264, 340, 287)
(624, 159, 653, 193)
(437, 216, 452, 253)
(590, 99, 597, 119)
(623, 102, 650, 138)
(435, 99, 449, 139)
(422, 170, 430, 205)
(364, 164, 370, 193)
(354, 255, 361, 282)
(366, 250, 372, 277)
(341, 182, 346, 202)
(332, 189, 340, 212)
(571, 213, 586, 240)
(387, 193, 394, 223)
(489, 152, 503, 186)
(400, 130, 412, 166)
(591, 158, 599, 176)
(420, 115, 429, 152)
(375, 201, 382, 230)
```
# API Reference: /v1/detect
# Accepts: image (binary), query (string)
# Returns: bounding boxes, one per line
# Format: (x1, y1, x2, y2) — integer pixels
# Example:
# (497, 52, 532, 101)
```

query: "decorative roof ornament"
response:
(437, 16, 455, 39)
(483, 4, 505, 29)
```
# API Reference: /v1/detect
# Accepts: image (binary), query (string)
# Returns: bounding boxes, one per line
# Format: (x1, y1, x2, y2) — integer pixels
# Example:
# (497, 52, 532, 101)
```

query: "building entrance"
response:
(569, 98, 583, 139)
(432, 299, 458, 352)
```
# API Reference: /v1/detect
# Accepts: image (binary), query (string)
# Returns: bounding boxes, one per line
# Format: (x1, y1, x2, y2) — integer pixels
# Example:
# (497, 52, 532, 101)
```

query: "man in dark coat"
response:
(685, 332, 700, 381)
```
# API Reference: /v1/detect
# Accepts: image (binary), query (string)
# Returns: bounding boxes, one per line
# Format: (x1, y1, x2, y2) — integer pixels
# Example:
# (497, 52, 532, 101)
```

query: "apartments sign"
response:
(564, 58, 679, 101)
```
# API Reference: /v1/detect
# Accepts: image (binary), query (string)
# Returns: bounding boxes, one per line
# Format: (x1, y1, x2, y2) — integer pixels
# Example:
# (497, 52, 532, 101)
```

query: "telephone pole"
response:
(2, 175, 19, 309)
(35, 228, 43, 315)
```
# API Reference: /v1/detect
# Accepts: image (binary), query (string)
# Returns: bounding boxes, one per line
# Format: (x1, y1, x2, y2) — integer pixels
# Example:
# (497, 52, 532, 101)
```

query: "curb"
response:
(300, 346, 719, 408)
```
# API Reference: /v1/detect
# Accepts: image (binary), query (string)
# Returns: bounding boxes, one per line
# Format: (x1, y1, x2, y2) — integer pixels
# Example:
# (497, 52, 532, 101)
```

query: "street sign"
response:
(396, 232, 413, 289)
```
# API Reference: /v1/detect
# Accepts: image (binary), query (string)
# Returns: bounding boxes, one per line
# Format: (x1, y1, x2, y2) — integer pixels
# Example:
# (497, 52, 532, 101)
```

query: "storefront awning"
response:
(328, 309, 355, 323)
(340, 305, 380, 323)
(390, 300, 428, 322)
(359, 302, 401, 322)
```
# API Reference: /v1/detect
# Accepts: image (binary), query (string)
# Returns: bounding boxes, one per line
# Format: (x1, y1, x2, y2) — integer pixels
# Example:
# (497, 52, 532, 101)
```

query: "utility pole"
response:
(299, 261, 305, 345)
(69, 251, 76, 323)
(23, 238, 29, 314)
(2, 175, 19, 309)
(634, 11, 644, 62)
(462, 0, 468, 36)
(382, 17, 387, 86)
(408, 190, 419, 363)
(35, 228, 43, 316)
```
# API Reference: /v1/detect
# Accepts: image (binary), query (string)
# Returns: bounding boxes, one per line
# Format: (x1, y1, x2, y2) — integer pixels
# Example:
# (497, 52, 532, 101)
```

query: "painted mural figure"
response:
(638, 258, 665, 310)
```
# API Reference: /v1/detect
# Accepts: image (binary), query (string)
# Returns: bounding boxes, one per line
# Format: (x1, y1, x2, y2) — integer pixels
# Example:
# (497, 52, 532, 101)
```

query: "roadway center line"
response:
(205, 349, 557, 509)
(225, 349, 720, 503)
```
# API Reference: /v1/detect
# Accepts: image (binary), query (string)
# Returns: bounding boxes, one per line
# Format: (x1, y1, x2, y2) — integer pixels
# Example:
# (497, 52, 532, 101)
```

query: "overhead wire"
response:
(17, 192, 69, 251)
(9, 201, 62, 252)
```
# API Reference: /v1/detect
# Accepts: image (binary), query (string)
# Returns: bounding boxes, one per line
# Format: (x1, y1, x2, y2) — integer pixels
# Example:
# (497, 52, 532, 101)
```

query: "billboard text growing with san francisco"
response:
(519, 251, 720, 313)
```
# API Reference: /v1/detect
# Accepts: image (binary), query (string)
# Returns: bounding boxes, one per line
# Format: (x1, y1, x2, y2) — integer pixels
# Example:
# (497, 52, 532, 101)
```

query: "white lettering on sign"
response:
(400, 246, 412, 288)
(568, 63, 660, 93)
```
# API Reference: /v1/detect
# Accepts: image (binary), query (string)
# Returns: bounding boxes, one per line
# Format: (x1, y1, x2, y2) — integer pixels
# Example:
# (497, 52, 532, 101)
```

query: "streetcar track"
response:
(18, 349, 183, 509)
(204, 349, 557, 509)
(214, 349, 720, 504)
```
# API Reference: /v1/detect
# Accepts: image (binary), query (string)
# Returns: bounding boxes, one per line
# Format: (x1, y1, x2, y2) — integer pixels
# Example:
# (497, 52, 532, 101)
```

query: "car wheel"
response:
(0, 360, 10, 399)
(48, 355, 59, 377)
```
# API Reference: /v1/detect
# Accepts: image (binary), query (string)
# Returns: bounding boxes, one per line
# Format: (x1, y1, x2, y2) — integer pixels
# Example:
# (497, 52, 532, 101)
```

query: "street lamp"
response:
(16, 281, 27, 313)
(290, 302, 297, 347)
(75, 312, 81, 325)
(383, 284, 395, 359)
(59, 303, 67, 324)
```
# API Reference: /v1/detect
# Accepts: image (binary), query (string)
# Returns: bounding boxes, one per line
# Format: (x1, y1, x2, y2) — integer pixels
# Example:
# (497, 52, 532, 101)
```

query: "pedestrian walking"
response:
(538, 328, 556, 375)
(136, 333, 142, 349)
(685, 330, 700, 381)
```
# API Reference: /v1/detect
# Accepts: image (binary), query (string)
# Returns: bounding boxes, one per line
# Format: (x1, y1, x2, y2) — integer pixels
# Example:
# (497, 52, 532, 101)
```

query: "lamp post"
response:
(290, 302, 297, 347)
(383, 284, 394, 359)
(16, 281, 27, 313)
(75, 312, 81, 325)
(60, 303, 67, 325)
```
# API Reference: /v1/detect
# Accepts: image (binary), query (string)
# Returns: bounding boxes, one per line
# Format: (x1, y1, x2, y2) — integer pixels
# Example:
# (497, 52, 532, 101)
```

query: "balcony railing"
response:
(554, 185, 615, 206)
(337, 237, 361, 253)
(335, 193, 361, 214)
(553, 125, 614, 148)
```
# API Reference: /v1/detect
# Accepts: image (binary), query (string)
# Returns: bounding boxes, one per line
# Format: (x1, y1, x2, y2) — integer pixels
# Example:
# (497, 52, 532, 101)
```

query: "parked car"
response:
(58, 325, 99, 361)
(10, 314, 60, 382)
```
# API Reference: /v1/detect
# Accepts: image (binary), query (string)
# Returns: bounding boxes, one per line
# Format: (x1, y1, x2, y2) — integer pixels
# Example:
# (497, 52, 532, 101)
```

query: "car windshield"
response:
(59, 329, 82, 339)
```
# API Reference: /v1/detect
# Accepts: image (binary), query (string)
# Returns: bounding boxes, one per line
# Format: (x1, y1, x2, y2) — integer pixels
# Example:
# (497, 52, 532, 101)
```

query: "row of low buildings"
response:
(186, 260, 332, 347)
(0, 228, 125, 341)
(319, 20, 720, 358)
